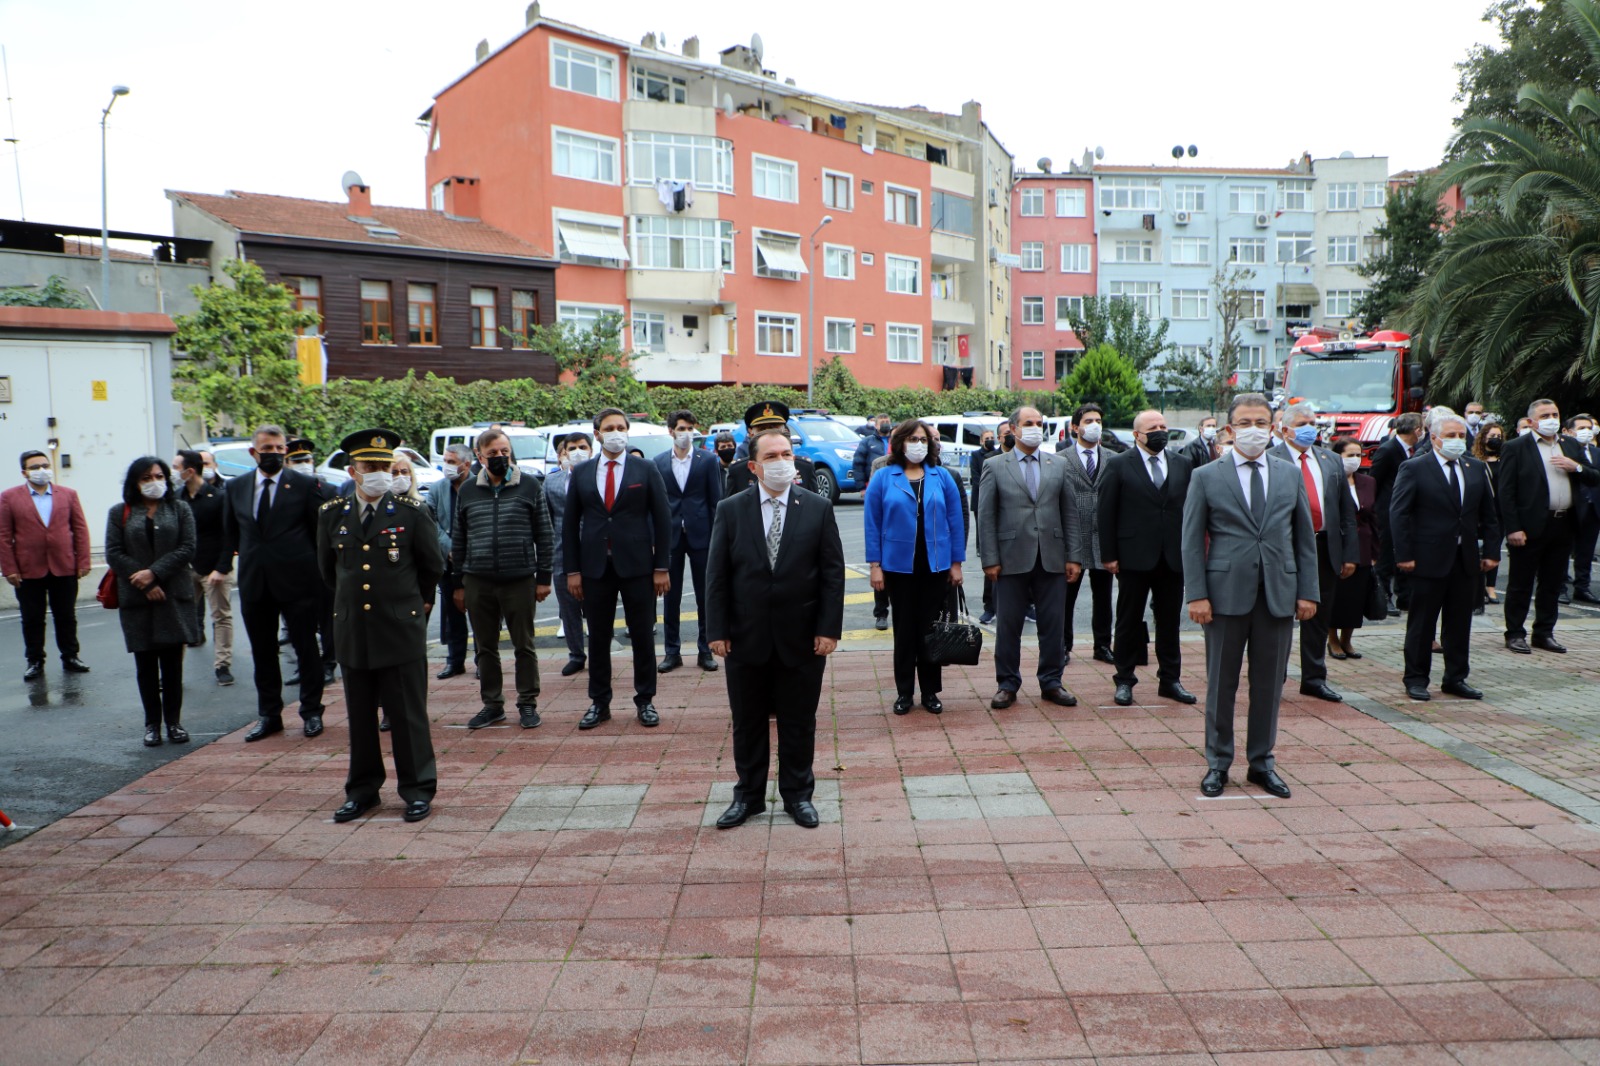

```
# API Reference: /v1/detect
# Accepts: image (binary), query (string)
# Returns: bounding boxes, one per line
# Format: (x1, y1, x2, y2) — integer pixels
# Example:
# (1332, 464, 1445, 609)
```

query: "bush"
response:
(1057, 345, 1148, 426)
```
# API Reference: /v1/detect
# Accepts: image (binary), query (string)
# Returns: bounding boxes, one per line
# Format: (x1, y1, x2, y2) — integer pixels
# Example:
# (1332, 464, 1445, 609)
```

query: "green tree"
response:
(1355, 181, 1447, 330)
(1066, 295, 1172, 371)
(171, 259, 317, 435)
(1452, 0, 1600, 154)
(0, 274, 91, 308)
(1058, 344, 1148, 425)
(518, 312, 650, 415)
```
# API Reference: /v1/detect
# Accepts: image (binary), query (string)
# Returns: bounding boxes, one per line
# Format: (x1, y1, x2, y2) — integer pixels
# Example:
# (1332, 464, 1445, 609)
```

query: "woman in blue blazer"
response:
(865, 419, 966, 715)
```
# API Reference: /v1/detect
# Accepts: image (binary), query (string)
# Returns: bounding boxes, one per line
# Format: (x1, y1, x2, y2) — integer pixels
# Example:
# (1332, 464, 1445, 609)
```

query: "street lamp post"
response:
(100, 84, 129, 310)
(806, 215, 832, 402)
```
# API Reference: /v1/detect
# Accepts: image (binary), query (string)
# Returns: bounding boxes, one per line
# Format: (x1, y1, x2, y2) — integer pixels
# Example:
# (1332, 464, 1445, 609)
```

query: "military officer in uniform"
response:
(317, 429, 444, 824)
(725, 402, 820, 496)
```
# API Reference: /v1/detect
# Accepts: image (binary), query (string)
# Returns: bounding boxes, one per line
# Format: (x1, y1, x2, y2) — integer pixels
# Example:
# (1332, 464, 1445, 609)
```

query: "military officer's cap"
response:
(285, 437, 316, 460)
(340, 428, 402, 463)
(742, 401, 792, 432)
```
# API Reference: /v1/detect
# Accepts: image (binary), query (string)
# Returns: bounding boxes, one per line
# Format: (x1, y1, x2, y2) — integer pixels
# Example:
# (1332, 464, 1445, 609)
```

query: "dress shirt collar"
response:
(1232, 447, 1266, 471)
(27, 482, 52, 496)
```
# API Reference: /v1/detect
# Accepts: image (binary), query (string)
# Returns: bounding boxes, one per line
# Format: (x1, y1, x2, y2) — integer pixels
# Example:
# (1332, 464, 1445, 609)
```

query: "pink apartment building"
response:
(1010, 170, 1097, 391)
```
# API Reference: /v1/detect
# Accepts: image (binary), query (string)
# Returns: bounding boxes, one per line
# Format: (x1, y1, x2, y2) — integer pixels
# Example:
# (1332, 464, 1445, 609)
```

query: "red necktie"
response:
(604, 460, 617, 511)
(1299, 452, 1323, 532)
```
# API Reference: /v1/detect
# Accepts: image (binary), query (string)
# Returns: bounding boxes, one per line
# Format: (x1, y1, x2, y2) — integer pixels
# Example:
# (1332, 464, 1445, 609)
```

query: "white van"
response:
(429, 423, 554, 477)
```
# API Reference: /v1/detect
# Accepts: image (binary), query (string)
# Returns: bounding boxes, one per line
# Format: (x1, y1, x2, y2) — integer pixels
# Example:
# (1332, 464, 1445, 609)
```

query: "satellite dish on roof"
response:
(1094, 146, 1104, 160)
(1187, 145, 1198, 157)
(1339, 150, 1355, 159)
(1171, 145, 1184, 160)
(722, 92, 735, 117)
(750, 32, 764, 64)
(341, 170, 366, 192)
(1036, 157, 1052, 173)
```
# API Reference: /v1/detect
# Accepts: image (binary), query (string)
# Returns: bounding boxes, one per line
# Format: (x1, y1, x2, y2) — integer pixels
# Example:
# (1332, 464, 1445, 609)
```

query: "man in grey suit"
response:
(1268, 401, 1357, 704)
(1183, 393, 1319, 799)
(1057, 403, 1114, 665)
(978, 405, 1086, 709)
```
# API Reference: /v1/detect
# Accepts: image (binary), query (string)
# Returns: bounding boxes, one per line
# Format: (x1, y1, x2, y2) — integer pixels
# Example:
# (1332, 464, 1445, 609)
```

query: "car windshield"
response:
(505, 435, 548, 462)
(1286, 352, 1397, 413)
(796, 419, 859, 442)
(627, 436, 674, 460)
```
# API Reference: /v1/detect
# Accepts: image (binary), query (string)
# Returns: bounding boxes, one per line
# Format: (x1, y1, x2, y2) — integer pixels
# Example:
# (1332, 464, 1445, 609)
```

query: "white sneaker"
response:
(557, 622, 566, 638)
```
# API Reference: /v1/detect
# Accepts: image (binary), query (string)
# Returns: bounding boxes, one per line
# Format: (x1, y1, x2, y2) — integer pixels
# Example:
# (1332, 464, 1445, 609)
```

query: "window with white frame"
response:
(1363, 182, 1387, 208)
(822, 170, 853, 211)
(1056, 295, 1083, 327)
(558, 302, 623, 333)
(1110, 238, 1155, 263)
(555, 211, 628, 267)
(1056, 187, 1086, 217)
(628, 132, 732, 192)
(1278, 180, 1312, 212)
(469, 287, 498, 347)
(1020, 241, 1044, 271)
(1229, 236, 1267, 264)
(752, 229, 805, 280)
(1099, 177, 1161, 210)
(931, 272, 955, 300)
(824, 318, 855, 353)
(553, 128, 618, 184)
(1174, 344, 1210, 364)
(1020, 188, 1044, 216)
(1021, 350, 1045, 379)
(1325, 290, 1366, 317)
(755, 312, 799, 356)
(885, 184, 920, 226)
(1237, 290, 1267, 318)
(1170, 236, 1211, 266)
(1171, 289, 1209, 319)
(1230, 185, 1269, 213)
(1060, 244, 1091, 273)
(631, 215, 733, 271)
(631, 311, 666, 352)
(1327, 236, 1359, 264)
(1239, 345, 1265, 373)
(885, 255, 922, 295)
(1109, 280, 1160, 317)
(886, 323, 922, 363)
(551, 40, 617, 100)
(1022, 296, 1045, 325)
(1363, 235, 1387, 260)
(932, 335, 952, 366)
(1326, 182, 1358, 211)
(1277, 233, 1314, 264)
(752, 154, 798, 202)
(823, 244, 854, 279)
(631, 66, 686, 104)
(429, 181, 445, 212)
(1172, 184, 1207, 212)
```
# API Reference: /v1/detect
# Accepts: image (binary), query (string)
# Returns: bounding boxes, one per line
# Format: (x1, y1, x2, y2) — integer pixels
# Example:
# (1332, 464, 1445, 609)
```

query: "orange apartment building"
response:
(421, 7, 1012, 390)
(1009, 168, 1097, 391)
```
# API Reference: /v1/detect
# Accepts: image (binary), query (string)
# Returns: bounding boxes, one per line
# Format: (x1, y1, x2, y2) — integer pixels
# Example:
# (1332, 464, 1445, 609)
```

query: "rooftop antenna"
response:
(750, 32, 764, 66)
(2, 46, 22, 220)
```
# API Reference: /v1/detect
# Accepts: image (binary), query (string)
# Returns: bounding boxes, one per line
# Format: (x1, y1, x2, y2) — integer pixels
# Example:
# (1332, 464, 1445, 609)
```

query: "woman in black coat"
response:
(1329, 437, 1380, 659)
(105, 457, 200, 746)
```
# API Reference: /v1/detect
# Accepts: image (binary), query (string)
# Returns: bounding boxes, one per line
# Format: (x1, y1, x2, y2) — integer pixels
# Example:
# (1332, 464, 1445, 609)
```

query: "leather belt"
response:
(1551, 509, 1571, 518)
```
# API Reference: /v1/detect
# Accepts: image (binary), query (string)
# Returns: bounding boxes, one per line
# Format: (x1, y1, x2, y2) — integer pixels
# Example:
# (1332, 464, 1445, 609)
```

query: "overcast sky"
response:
(4, 0, 1498, 237)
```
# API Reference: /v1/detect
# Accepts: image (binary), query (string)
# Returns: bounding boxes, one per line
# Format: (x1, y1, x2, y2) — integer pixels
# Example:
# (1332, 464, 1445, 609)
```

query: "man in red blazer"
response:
(0, 450, 92, 680)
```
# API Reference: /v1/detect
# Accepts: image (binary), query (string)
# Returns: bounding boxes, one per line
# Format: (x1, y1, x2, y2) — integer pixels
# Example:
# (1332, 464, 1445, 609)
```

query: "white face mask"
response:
(567, 448, 591, 465)
(288, 460, 314, 473)
(600, 430, 628, 455)
(1577, 429, 1595, 445)
(903, 442, 929, 465)
(1234, 426, 1274, 458)
(1078, 422, 1102, 444)
(25, 467, 51, 486)
(139, 479, 167, 500)
(758, 458, 796, 492)
(1440, 437, 1468, 459)
(1220, 444, 1235, 457)
(359, 470, 393, 497)
(1201, 426, 1217, 442)
(674, 430, 694, 451)
(1519, 426, 1534, 436)
(1341, 455, 1361, 475)
(1018, 426, 1045, 448)
(391, 475, 412, 495)
(1467, 413, 1482, 428)
(1538, 417, 1560, 437)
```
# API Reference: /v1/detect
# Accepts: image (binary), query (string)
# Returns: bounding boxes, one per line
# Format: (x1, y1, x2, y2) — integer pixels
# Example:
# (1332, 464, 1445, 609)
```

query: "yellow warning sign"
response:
(91, 380, 108, 401)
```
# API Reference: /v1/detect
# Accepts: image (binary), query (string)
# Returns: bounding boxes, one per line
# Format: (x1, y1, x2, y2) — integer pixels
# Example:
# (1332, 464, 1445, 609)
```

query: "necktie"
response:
(1299, 451, 1323, 532)
(1447, 460, 1461, 511)
(257, 478, 273, 524)
(767, 497, 784, 567)
(1024, 454, 1038, 500)
(1084, 449, 1096, 480)
(1149, 454, 1164, 490)
(1247, 461, 1266, 525)
(362, 504, 374, 533)
(604, 460, 617, 511)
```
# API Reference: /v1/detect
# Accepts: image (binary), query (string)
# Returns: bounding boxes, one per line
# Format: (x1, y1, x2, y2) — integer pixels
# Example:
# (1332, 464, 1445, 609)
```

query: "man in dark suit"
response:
(207, 424, 326, 741)
(1183, 416, 1221, 469)
(705, 422, 845, 829)
(173, 449, 232, 686)
(1370, 412, 1425, 611)
(286, 437, 338, 688)
(564, 408, 672, 729)
(1269, 402, 1357, 703)
(656, 409, 724, 673)
(969, 427, 1005, 624)
(1099, 410, 1196, 707)
(1390, 409, 1500, 701)
(1563, 413, 1600, 603)
(1058, 403, 1114, 665)
(1498, 398, 1600, 653)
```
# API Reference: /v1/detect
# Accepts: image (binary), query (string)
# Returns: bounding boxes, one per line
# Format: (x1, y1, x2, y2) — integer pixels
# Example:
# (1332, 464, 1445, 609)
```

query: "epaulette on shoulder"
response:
(320, 497, 343, 512)
(397, 495, 422, 507)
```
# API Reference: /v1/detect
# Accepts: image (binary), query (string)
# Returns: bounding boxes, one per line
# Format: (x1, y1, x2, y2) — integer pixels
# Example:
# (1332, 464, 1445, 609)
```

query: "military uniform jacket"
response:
(317, 491, 444, 670)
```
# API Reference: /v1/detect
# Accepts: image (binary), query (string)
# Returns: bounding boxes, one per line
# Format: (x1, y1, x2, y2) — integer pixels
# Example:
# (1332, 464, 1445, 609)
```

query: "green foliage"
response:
(172, 259, 318, 435)
(1066, 295, 1172, 371)
(517, 313, 650, 414)
(1356, 181, 1447, 330)
(1058, 345, 1149, 425)
(0, 274, 91, 308)
(1452, 0, 1600, 155)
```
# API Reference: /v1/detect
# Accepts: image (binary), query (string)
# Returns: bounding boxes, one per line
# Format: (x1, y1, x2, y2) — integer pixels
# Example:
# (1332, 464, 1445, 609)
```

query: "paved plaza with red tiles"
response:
(5, 610, 1600, 1065)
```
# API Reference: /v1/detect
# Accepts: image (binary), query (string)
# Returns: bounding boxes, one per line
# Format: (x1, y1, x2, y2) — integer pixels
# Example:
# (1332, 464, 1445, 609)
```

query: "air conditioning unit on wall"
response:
(1253, 212, 1272, 229)
(1174, 210, 1191, 226)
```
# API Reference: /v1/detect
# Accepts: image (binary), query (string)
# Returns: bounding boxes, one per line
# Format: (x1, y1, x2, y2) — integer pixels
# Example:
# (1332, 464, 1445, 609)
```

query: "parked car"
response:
(319, 445, 444, 491)
(206, 440, 257, 480)
(702, 413, 863, 501)
(430, 423, 556, 477)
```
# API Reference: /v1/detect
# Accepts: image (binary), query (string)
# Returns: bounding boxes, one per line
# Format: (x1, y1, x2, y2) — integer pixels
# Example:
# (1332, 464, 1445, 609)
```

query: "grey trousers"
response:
(994, 557, 1067, 694)
(462, 574, 541, 709)
(1203, 595, 1294, 773)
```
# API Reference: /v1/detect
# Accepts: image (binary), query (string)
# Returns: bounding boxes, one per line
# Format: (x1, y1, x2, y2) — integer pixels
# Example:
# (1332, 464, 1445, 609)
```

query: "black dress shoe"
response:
(303, 715, 323, 738)
(1093, 646, 1115, 665)
(402, 800, 432, 823)
(1576, 589, 1600, 604)
(1299, 681, 1343, 703)
(892, 695, 913, 716)
(61, 656, 90, 673)
(1386, 606, 1402, 618)
(215, 667, 234, 687)
(23, 661, 43, 681)
(1113, 683, 1134, 706)
(1441, 681, 1483, 700)
(333, 797, 378, 823)
(1200, 769, 1227, 797)
(990, 689, 1016, 709)
(1327, 647, 1348, 661)
(785, 800, 820, 828)
(1344, 649, 1363, 660)
(924, 695, 943, 715)
(1559, 589, 1573, 605)
(143, 727, 163, 747)
(560, 658, 586, 677)
(1158, 681, 1198, 704)
(658, 654, 683, 673)
(1042, 687, 1078, 707)
(1246, 768, 1292, 798)
(579, 705, 611, 730)
(436, 663, 466, 680)
(1506, 637, 1532, 654)
(283, 673, 300, 687)
(1533, 636, 1568, 653)
(379, 713, 390, 733)
(874, 615, 889, 631)
(244, 719, 283, 742)
(322, 664, 337, 685)
(698, 652, 719, 672)
(715, 800, 764, 829)
(1406, 685, 1432, 701)
(167, 725, 190, 744)
(636, 704, 660, 727)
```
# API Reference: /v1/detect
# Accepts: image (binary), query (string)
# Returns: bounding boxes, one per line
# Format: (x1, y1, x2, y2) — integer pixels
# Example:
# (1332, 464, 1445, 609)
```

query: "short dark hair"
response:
(562, 431, 592, 450)
(714, 431, 736, 446)
(474, 427, 509, 454)
(1328, 435, 1362, 457)
(1566, 413, 1596, 429)
(175, 449, 203, 474)
(593, 407, 630, 431)
(1071, 403, 1103, 426)
(1395, 412, 1424, 435)
(19, 449, 47, 470)
(122, 456, 172, 507)
(1227, 393, 1273, 423)
(748, 426, 792, 459)
(252, 424, 286, 445)
(887, 418, 941, 468)
(1528, 397, 1557, 418)
(667, 409, 696, 431)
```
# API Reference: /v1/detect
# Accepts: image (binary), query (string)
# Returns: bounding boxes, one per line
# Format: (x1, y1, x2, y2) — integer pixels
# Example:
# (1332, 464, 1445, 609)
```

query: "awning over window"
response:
(755, 236, 808, 275)
(557, 221, 629, 261)
(1277, 282, 1319, 306)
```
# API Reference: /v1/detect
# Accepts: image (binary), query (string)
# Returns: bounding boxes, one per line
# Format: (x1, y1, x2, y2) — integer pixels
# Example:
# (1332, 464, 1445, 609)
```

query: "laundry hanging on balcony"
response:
(655, 179, 696, 212)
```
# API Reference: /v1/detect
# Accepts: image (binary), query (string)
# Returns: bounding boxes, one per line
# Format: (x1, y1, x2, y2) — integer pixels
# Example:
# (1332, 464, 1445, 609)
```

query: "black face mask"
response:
(1485, 437, 1502, 454)
(256, 452, 284, 475)
(981, 440, 995, 452)
(717, 449, 735, 464)
(486, 455, 510, 478)
(1143, 431, 1169, 453)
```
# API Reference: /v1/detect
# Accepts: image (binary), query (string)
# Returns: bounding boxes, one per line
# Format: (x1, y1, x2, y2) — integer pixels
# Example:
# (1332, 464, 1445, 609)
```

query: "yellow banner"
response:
(296, 335, 326, 385)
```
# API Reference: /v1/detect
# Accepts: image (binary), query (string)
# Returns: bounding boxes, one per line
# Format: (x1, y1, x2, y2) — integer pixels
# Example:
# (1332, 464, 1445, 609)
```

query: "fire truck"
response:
(1265, 328, 1425, 458)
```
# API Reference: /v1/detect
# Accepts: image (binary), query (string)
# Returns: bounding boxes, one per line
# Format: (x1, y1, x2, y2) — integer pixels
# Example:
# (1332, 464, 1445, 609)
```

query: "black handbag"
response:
(1363, 573, 1388, 622)
(922, 586, 984, 666)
